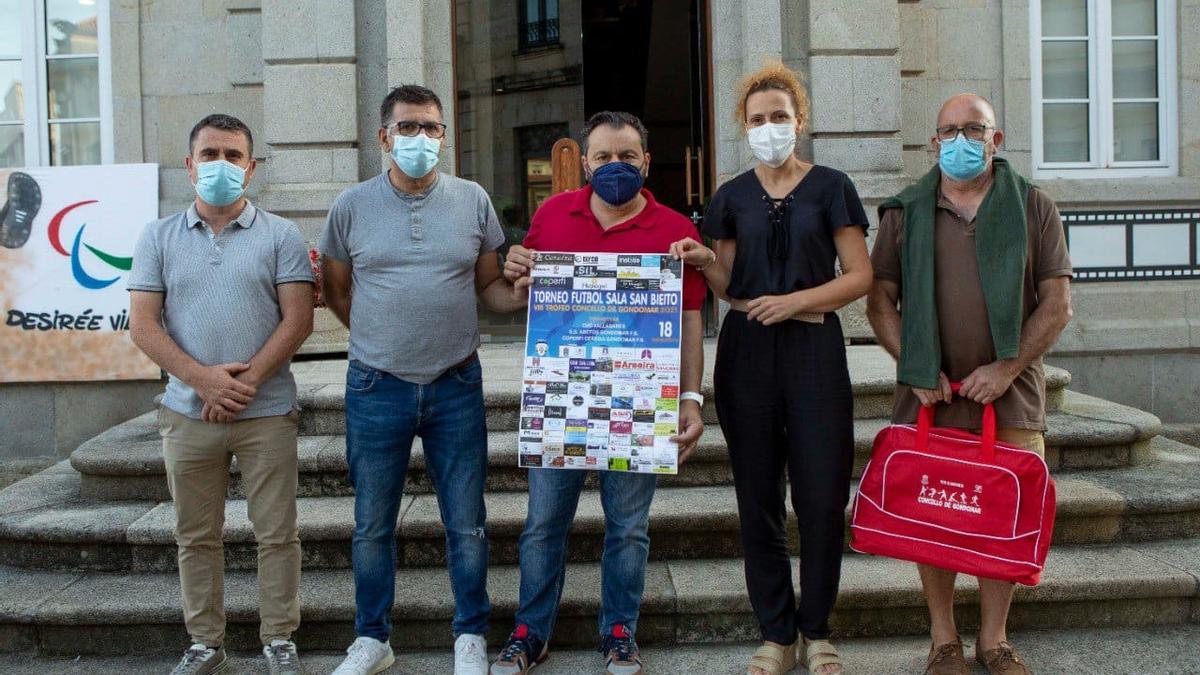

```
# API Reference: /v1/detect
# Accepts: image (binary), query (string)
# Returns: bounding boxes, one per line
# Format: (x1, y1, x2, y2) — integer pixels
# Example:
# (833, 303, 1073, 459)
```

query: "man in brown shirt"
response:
(866, 94, 1073, 675)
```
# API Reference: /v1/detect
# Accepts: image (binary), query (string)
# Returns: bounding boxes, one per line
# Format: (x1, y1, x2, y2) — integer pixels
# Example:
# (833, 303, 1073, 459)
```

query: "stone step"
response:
(289, 345, 1072, 434)
(72, 420, 737, 501)
(2, 538, 1197, 656)
(10, 437, 1200, 573)
(71, 389, 1157, 502)
(5, 625, 1199, 673)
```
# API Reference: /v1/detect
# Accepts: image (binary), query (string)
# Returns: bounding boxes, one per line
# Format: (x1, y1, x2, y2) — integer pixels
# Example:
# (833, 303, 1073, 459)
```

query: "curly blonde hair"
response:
(734, 60, 811, 129)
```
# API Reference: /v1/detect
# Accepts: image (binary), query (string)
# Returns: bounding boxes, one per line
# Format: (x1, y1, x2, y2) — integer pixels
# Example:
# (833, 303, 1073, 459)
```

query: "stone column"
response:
(258, 0, 358, 233)
(1000, 0, 1035, 176)
(386, 0, 457, 173)
(898, 1, 1005, 181)
(711, 0, 785, 184)
(807, 0, 904, 200)
(806, 0, 905, 339)
(1185, 0, 1200, 179)
(258, 0, 359, 353)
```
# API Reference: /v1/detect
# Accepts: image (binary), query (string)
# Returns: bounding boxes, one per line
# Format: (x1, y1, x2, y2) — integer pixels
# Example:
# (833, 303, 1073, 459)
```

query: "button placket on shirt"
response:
(206, 221, 245, 265)
(203, 224, 224, 266)
(410, 201, 423, 242)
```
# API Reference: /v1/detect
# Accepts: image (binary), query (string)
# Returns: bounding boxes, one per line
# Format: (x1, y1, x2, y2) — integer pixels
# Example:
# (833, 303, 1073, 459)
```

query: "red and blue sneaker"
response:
(599, 624, 643, 675)
(489, 624, 548, 675)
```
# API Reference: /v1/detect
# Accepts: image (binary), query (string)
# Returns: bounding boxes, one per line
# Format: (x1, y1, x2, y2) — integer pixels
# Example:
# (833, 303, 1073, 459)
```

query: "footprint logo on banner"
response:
(0, 171, 43, 249)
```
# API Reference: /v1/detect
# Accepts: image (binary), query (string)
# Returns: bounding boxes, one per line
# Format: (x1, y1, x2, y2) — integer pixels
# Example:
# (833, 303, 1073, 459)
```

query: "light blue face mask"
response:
(938, 134, 988, 182)
(391, 133, 442, 178)
(194, 160, 247, 207)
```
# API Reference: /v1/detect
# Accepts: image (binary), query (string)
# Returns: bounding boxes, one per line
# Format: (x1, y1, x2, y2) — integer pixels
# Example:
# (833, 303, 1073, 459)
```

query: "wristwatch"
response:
(679, 391, 705, 407)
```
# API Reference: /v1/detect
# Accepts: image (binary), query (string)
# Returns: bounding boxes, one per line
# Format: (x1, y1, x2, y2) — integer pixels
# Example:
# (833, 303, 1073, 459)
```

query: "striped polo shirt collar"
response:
(185, 200, 258, 229)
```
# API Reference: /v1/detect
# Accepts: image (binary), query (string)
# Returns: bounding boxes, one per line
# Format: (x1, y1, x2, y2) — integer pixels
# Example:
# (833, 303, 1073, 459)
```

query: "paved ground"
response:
(2, 624, 1195, 673)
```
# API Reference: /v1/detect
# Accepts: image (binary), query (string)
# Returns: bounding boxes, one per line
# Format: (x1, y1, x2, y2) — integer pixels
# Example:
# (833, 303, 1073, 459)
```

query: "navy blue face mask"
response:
(589, 161, 645, 206)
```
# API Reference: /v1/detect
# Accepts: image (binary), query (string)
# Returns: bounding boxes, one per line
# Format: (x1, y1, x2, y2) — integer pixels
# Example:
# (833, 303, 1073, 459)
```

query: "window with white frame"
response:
(0, 0, 112, 169)
(1031, 0, 1177, 177)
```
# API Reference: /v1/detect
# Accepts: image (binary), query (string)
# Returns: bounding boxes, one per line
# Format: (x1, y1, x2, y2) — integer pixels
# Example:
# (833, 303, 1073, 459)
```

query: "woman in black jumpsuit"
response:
(671, 62, 873, 675)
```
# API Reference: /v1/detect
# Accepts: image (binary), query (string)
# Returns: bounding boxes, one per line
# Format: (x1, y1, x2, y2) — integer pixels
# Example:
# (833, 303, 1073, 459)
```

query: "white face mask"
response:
(747, 122, 797, 168)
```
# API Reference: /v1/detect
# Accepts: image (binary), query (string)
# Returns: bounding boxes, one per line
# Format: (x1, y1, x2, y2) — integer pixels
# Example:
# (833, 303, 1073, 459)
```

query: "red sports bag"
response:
(850, 385, 1056, 585)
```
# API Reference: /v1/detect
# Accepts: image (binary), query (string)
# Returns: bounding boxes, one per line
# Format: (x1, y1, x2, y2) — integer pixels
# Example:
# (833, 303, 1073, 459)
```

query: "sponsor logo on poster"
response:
(519, 252, 683, 474)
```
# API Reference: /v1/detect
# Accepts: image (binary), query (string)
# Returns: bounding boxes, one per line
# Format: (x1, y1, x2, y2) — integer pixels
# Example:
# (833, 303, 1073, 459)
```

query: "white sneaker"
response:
(454, 633, 488, 675)
(331, 636, 395, 675)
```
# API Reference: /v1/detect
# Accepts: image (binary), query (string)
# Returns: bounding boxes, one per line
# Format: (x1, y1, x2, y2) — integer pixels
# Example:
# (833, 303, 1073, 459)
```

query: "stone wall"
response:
(106, 0, 1200, 356)
(0, 379, 164, 461)
(103, 1, 1200, 363)
(10, 0, 1198, 467)
(888, 0, 1200, 416)
(1049, 280, 1200, 423)
(110, 1, 398, 354)
(898, 0, 1200, 202)
(1, 0, 267, 463)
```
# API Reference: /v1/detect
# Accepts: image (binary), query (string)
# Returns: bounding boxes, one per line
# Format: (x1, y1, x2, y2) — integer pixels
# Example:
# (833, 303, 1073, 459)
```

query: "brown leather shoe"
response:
(976, 641, 1032, 675)
(924, 636, 970, 675)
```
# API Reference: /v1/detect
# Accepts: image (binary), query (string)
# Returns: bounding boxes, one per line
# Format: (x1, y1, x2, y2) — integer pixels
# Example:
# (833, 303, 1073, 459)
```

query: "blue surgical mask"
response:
(391, 133, 442, 178)
(194, 160, 247, 207)
(938, 134, 988, 182)
(589, 162, 645, 206)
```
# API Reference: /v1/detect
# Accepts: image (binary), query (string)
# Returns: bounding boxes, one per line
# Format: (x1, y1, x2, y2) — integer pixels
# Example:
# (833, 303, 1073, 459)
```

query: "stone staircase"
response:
(2, 345, 1199, 658)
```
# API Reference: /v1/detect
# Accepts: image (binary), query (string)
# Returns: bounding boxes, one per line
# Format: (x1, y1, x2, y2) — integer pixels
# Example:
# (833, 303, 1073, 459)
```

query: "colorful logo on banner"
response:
(47, 200, 133, 290)
(1, 162, 160, 383)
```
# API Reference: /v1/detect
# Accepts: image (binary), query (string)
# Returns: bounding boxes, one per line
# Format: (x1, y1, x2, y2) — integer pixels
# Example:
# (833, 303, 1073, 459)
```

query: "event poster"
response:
(0, 165, 160, 382)
(519, 252, 684, 474)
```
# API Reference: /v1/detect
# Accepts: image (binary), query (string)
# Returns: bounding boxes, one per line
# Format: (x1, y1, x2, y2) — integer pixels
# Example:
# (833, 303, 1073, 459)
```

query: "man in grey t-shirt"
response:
(320, 85, 526, 675)
(128, 114, 314, 675)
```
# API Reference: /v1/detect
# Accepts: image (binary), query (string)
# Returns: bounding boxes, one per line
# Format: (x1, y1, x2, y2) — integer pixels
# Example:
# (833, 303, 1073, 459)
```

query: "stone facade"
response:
(2, 0, 1199, 462)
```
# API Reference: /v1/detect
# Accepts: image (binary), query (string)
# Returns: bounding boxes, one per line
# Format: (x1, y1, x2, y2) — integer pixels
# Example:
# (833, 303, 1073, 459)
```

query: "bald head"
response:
(937, 93, 997, 129)
(931, 93, 1004, 181)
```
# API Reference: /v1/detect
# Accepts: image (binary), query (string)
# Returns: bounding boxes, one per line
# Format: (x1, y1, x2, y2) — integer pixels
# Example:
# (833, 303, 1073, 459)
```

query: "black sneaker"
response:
(599, 624, 643, 675)
(0, 171, 41, 249)
(489, 624, 548, 674)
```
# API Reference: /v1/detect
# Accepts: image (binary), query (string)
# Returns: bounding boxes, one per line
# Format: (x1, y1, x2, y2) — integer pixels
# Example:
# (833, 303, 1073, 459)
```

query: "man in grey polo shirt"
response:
(128, 114, 314, 675)
(320, 84, 527, 675)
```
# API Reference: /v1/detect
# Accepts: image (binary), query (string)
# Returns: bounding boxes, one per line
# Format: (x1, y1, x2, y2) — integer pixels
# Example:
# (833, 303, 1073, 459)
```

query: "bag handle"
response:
(915, 382, 996, 463)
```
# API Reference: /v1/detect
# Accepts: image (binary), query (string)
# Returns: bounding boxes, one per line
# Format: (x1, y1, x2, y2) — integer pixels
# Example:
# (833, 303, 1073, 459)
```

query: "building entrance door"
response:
(581, 0, 713, 223)
(455, 0, 714, 339)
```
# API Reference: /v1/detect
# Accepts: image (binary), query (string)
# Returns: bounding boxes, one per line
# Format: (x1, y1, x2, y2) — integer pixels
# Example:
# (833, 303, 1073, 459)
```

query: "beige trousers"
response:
(158, 406, 301, 647)
(995, 427, 1046, 457)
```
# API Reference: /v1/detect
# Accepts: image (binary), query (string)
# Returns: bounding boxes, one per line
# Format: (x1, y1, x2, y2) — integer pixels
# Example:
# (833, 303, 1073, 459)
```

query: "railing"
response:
(521, 18, 560, 50)
(1063, 208, 1200, 282)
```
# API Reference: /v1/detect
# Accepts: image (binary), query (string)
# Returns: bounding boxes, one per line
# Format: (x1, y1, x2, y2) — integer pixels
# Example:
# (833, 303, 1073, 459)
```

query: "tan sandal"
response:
(801, 637, 843, 674)
(748, 640, 798, 675)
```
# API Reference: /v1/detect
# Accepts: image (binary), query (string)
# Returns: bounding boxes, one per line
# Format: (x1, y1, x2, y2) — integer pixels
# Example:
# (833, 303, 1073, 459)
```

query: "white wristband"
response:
(679, 391, 705, 407)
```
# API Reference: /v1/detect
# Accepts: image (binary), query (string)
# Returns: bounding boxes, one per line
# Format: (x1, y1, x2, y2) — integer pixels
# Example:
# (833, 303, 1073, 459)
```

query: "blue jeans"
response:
(344, 357, 490, 641)
(514, 467, 657, 642)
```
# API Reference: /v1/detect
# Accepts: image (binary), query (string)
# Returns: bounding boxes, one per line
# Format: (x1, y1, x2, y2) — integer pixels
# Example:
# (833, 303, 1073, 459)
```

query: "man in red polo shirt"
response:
(490, 112, 706, 675)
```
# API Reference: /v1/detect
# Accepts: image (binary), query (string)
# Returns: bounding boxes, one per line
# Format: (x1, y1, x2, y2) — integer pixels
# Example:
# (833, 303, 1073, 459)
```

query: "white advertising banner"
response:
(0, 164, 160, 382)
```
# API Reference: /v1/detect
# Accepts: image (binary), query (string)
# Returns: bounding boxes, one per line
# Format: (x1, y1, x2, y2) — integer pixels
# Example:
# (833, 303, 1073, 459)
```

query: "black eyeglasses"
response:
(936, 124, 993, 142)
(763, 194, 793, 260)
(388, 120, 448, 139)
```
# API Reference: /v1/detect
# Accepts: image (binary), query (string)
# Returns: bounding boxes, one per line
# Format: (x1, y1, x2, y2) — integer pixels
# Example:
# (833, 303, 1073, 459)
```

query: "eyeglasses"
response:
(388, 120, 448, 139)
(936, 124, 993, 142)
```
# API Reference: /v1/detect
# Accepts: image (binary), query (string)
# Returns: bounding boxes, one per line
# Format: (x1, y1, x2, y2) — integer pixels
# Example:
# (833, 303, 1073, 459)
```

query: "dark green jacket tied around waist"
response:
(877, 157, 1031, 390)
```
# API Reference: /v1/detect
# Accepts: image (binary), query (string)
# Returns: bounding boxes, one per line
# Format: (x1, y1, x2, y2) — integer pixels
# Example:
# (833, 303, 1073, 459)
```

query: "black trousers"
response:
(714, 311, 855, 643)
